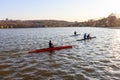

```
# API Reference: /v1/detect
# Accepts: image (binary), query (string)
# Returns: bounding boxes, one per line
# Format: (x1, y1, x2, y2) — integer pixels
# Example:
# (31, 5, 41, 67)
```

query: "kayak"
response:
(76, 36, 96, 41)
(28, 45, 72, 53)
(71, 34, 80, 37)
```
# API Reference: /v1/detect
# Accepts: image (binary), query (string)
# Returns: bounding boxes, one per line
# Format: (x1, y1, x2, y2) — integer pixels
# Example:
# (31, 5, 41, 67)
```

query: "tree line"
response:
(0, 13, 120, 28)
(0, 20, 74, 28)
(79, 13, 120, 27)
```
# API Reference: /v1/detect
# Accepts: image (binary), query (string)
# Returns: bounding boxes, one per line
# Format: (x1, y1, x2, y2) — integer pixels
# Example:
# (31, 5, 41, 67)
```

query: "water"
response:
(0, 27, 120, 80)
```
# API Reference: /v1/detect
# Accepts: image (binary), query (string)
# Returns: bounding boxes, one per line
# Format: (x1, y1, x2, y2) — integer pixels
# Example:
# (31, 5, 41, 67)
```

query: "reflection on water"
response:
(0, 27, 120, 80)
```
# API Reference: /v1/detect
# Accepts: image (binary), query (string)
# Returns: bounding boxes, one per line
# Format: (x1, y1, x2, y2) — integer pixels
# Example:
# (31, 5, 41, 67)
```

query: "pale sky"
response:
(0, 0, 120, 21)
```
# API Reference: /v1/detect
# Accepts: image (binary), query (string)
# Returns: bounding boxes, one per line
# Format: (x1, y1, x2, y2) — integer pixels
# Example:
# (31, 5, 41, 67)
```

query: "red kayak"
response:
(28, 45, 72, 53)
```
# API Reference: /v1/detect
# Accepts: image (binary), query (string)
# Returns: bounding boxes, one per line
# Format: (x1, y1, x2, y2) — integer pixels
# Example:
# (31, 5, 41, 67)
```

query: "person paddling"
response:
(83, 33, 87, 39)
(74, 31, 77, 35)
(87, 34, 91, 39)
(49, 40, 54, 48)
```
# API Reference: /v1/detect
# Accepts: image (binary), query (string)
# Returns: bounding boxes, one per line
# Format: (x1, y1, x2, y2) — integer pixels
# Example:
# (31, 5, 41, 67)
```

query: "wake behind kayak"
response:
(28, 45, 72, 53)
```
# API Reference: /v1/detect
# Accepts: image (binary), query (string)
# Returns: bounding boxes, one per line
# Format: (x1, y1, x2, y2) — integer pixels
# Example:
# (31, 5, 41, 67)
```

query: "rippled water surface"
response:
(0, 27, 120, 80)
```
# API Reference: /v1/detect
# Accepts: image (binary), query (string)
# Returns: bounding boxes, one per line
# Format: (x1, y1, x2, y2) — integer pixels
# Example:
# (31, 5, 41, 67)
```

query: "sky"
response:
(0, 0, 120, 21)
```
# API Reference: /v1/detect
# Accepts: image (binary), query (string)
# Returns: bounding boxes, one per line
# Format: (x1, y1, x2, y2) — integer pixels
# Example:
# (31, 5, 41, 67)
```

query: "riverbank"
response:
(109, 27, 120, 29)
(96, 26, 120, 29)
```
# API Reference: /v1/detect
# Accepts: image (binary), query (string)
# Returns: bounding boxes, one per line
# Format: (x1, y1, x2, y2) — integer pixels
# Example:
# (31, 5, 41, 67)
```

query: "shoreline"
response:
(108, 27, 120, 29)
(98, 27, 120, 29)
(0, 26, 120, 29)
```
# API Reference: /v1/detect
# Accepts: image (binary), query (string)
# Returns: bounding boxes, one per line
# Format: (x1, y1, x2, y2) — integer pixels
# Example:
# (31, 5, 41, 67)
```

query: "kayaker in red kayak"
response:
(49, 40, 54, 48)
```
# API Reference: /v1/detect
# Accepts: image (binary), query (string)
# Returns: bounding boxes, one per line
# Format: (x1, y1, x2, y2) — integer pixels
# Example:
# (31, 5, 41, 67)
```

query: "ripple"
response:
(35, 69, 56, 77)
(0, 69, 14, 77)
(111, 71, 120, 79)
(19, 67, 36, 73)
(99, 48, 106, 51)
(75, 73, 89, 80)
(100, 59, 111, 63)
(110, 64, 119, 69)
(49, 63, 61, 68)
(83, 66, 95, 73)
(0, 63, 12, 69)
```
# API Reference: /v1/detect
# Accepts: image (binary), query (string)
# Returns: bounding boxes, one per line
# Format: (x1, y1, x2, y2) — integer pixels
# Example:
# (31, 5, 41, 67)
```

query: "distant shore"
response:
(96, 27, 120, 29)
(109, 27, 120, 29)
(100, 27, 120, 29)
(0, 26, 120, 29)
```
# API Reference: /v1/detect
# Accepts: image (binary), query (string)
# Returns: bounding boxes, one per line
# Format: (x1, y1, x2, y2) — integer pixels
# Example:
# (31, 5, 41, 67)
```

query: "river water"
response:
(0, 27, 120, 80)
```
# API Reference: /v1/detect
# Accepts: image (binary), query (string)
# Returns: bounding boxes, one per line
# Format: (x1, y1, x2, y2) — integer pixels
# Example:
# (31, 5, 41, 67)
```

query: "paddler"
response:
(83, 33, 87, 39)
(87, 34, 91, 39)
(49, 40, 54, 48)
(74, 31, 77, 35)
